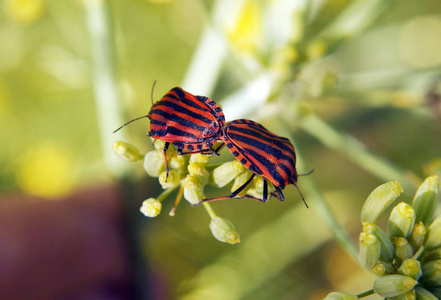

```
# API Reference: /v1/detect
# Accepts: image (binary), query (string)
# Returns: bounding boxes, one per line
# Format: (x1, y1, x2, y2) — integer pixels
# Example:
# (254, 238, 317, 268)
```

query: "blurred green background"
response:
(1, 0, 441, 299)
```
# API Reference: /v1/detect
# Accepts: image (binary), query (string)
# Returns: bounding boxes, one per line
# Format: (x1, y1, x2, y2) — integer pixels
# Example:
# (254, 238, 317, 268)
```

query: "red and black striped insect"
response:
(202, 119, 309, 207)
(114, 87, 225, 179)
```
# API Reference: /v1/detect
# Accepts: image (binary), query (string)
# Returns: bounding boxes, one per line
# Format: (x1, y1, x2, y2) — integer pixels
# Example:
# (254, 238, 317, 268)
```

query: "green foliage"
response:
(330, 177, 440, 298)
(4, 0, 441, 298)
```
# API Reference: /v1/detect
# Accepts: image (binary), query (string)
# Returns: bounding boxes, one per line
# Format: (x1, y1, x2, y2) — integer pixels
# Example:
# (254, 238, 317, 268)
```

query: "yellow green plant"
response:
(325, 176, 441, 299)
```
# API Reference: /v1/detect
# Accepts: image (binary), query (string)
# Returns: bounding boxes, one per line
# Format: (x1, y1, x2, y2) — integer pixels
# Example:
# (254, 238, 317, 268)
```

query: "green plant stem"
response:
(356, 289, 374, 298)
(295, 145, 359, 261)
(157, 186, 178, 203)
(413, 245, 425, 260)
(316, 0, 392, 43)
(305, 179, 359, 260)
(278, 118, 359, 261)
(299, 113, 420, 192)
(203, 202, 217, 219)
(84, 0, 124, 176)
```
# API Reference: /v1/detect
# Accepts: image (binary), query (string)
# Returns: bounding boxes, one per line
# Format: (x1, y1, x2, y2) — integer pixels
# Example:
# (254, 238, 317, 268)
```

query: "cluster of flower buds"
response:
(326, 176, 440, 299)
(114, 140, 270, 244)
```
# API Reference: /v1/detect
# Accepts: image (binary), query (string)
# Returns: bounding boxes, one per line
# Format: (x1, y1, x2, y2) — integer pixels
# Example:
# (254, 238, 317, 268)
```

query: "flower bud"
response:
(421, 259, 441, 286)
(245, 188, 261, 200)
(372, 260, 396, 275)
(388, 202, 416, 238)
(397, 259, 422, 281)
(361, 181, 403, 223)
(387, 290, 415, 300)
(362, 222, 376, 233)
(210, 161, 246, 188)
(158, 170, 181, 189)
(152, 139, 177, 156)
(189, 153, 210, 166)
(408, 221, 426, 251)
(113, 141, 141, 162)
(183, 175, 204, 205)
(152, 139, 166, 150)
(373, 275, 417, 297)
(412, 176, 440, 226)
(359, 232, 381, 269)
(426, 287, 441, 299)
(188, 162, 209, 186)
(425, 217, 441, 251)
(209, 217, 240, 244)
(143, 149, 165, 177)
(253, 175, 264, 191)
(363, 222, 395, 262)
(231, 170, 254, 196)
(421, 247, 441, 264)
(140, 198, 162, 217)
(414, 286, 438, 300)
(372, 262, 386, 275)
(392, 237, 414, 267)
(248, 175, 276, 200)
(323, 292, 357, 300)
(169, 154, 186, 173)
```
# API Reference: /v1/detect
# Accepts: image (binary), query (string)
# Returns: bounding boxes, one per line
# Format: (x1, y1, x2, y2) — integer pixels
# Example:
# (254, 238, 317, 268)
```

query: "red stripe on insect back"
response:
(201, 118, 307, 206)
(115, 86, 225, 182)
(146, 87, 225, 181)
(148, 87, 225, 150)
(224, 119, 298, 189)
(149, 100, 214, 140)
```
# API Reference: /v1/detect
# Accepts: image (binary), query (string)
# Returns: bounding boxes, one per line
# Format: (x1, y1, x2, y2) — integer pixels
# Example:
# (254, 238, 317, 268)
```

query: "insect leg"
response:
(198, 174, 257, 205)
(177, 148, 213, 155)
(162, 142, 170, 182)
(263, 179, 268, 202)
(176, 142, 225, 156)
(230, 173, 255, 198)
(273, 187, 285, 201)
(213, 142, 225, 155)
(197, 193, 265, 206)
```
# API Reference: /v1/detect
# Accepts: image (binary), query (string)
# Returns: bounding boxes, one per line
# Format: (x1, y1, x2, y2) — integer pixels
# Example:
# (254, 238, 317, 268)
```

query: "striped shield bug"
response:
(202, 119, 309, 207)
(114, 86, 225, 180)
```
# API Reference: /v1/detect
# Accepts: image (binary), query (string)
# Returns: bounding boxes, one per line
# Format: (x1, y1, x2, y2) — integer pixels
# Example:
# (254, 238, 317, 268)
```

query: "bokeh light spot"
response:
(16, 143, 74, 199)
(226, 0, 262, 55)
(399, 16, 441, 69)
(5, 0, 45, 24)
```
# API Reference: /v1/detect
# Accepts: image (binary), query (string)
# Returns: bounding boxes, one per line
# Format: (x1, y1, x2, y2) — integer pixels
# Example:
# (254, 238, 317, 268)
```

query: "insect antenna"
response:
(295, 185, 309, 208)
(151, 80, 156, 105)
(296, 169, 313, 208)
(113, 80, 157, 134)
(113, 115, 149, 133)
(298, 169, 314, 177)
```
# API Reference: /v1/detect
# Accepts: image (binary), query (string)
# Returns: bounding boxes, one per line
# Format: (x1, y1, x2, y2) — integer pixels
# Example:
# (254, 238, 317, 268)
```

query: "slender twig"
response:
(299, 113, 421, 192)
(294, 144, 359, 261)
(356, 289, 375, 298)
(84, 0, 124, 176)
(157, 186, 179, 203)
(413, 245, 425, 260)
(203, 202, 218, 219)
(277, 116, 359, 260)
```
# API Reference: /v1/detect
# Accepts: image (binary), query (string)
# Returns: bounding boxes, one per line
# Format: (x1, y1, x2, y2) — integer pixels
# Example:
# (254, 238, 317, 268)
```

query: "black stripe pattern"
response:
(224, 119, 298, 188)
(147, 87, 225, 151)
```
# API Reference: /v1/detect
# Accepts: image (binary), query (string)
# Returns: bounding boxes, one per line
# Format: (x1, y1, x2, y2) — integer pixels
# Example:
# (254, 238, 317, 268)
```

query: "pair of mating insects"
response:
(115, 87, 309, 207)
